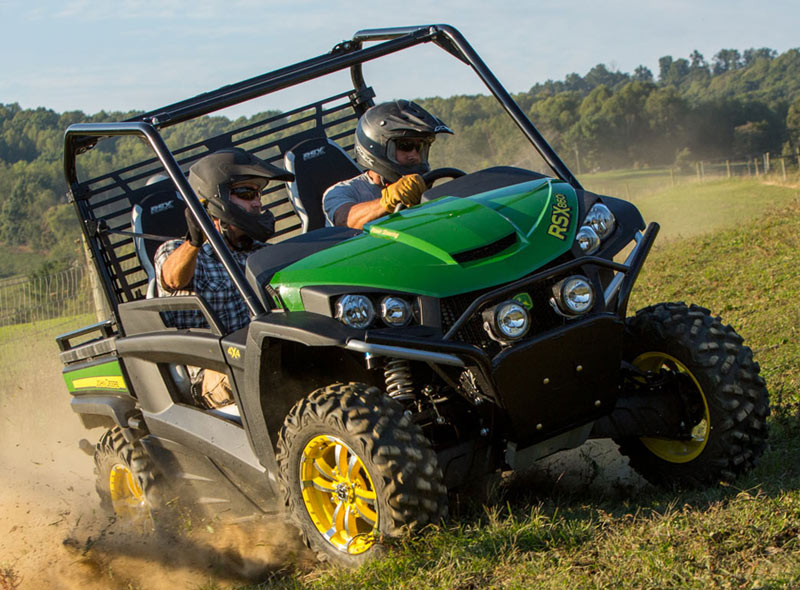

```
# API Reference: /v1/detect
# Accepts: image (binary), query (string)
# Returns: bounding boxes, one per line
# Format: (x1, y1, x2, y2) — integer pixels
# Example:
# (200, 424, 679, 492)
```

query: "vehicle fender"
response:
(70, 394, 138, 429)
(242, 314, 375, 462)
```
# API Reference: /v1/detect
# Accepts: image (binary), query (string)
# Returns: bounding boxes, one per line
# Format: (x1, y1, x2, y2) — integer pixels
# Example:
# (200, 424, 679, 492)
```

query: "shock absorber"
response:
(384, 359, 415, 403)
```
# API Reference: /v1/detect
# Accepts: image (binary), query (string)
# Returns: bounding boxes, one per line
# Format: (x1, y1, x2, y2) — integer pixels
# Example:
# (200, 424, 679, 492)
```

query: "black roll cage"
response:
(64, 24, 583, 328)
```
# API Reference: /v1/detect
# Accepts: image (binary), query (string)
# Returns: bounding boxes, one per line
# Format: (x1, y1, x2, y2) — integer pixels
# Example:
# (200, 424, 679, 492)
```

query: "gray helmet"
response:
(188, 148, 294, 243)
(354, 100, 453, 183)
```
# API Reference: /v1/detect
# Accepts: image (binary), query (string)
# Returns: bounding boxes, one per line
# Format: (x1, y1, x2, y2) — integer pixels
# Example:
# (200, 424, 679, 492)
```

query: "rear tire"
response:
(94, 427, 164, 533)
(616, 303, 769, 487)
(276, 382, 447, 566)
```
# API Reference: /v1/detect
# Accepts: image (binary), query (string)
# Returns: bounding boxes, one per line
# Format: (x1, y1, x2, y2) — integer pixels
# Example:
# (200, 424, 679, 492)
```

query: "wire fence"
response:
(696, 151, 800, 181)
(0, 265, 95, 342)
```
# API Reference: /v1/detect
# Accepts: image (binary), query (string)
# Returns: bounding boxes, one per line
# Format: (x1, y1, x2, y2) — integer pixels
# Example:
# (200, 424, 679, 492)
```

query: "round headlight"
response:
(559, 276, 595, 315)
(576, 225, 601, 254)
(494, 300, 530, 339)
(334, 294, 375, 328)
(584, 203, 616, 239)
(380, 296, 412, 327)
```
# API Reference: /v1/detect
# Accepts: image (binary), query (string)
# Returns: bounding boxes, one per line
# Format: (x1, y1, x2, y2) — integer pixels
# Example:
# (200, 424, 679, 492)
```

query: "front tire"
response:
(276, 383, 447, 566)
(616, 303, 769, 487)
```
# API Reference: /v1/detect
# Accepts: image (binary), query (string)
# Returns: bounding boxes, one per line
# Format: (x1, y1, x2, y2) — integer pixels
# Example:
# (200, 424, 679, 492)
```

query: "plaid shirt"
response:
(154, 239, 266, 333)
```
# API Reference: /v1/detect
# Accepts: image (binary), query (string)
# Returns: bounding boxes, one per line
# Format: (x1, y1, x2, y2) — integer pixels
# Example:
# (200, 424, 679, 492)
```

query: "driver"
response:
(322, 100, 452, 229)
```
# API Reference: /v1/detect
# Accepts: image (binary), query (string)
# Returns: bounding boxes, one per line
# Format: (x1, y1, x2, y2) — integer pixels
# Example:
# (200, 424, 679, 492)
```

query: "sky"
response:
(2, 0, 799, 119)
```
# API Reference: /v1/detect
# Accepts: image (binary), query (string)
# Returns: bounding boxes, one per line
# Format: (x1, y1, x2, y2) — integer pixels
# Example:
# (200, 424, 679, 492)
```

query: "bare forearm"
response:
(160, 241, 200, 290)
(346, 199, 388, 229)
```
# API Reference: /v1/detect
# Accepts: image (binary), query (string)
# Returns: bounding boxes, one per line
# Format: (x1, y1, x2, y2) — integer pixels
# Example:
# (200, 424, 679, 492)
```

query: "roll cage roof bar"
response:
(64, 24, 582, 322)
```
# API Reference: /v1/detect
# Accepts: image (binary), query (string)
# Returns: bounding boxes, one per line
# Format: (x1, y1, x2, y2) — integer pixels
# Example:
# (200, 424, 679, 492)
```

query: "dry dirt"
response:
(0, 350, 313, 590)
(0, 338, 646, 590)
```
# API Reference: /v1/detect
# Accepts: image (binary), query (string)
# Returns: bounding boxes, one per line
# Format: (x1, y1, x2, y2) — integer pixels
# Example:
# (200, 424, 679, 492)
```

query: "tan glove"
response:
(380, 174, 425, 212)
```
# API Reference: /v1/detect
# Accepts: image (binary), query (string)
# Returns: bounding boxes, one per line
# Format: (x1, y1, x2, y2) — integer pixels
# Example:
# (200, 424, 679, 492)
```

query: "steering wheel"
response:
(393, 167, 467, 213)
(422, 167, 466, 189)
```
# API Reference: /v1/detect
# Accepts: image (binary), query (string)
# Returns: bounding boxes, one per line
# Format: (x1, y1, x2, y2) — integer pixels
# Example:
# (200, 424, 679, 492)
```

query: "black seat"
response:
(131, 188, 187, 298)
(283, 137, 361, 232)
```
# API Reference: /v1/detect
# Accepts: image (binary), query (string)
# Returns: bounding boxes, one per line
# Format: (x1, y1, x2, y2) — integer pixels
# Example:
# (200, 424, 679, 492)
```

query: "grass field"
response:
(2, 176, 799, 589)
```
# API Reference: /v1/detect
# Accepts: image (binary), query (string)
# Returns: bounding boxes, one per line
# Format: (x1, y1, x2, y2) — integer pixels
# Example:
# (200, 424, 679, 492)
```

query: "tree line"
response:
(1, 46, 799, 276)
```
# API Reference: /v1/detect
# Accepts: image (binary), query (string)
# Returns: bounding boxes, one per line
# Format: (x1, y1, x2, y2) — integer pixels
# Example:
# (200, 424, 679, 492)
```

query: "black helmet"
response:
(354, 100, 453, 183)
(188, 148, 294, 244)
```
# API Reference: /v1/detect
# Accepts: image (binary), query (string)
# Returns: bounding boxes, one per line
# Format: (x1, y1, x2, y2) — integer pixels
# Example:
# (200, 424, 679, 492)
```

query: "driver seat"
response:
(283, 137, 361, 232)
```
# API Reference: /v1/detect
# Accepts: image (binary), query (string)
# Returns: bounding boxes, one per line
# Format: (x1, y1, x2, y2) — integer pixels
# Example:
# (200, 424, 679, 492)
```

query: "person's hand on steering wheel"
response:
(379, 174, 426, 213)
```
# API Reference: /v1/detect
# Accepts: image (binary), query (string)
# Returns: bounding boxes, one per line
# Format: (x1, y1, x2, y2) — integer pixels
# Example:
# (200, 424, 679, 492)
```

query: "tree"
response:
(787, 96, 800, 147)
(661, 58, 691, 87)
(743, 48, 777, 66)
(732, 120, 770, 158)
(633, 66, 654, 83)
(713, 49, 742, 74)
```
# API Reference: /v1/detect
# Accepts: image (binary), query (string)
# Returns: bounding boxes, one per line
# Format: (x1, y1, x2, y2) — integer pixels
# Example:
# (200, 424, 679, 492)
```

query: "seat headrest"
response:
(284, 138, 361, 232)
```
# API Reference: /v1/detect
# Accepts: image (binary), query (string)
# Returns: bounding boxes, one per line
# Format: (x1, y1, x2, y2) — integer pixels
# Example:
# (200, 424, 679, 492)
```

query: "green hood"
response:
(272, 177, 579, 310)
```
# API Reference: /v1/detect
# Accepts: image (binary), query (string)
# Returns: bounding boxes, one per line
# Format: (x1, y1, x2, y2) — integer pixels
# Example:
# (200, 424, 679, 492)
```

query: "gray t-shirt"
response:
(322, 172, 382, 226)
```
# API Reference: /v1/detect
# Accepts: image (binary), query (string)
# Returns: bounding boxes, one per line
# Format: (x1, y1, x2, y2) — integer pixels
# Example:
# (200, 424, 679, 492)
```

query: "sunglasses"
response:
(229, 186, 263, 201)
(395, 139, 427, 153)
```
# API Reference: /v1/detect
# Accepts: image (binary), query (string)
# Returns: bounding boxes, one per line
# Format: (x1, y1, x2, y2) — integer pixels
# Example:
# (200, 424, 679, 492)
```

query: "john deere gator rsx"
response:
(57, 25, 769, 565)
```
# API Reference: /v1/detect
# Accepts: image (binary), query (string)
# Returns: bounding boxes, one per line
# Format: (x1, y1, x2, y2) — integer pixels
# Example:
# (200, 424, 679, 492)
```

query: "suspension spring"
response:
(384, 359, 415, 403)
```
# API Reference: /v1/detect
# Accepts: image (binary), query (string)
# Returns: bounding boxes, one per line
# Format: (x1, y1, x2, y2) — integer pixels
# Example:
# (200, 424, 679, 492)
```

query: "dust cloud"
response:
(0, 348, 311, 590)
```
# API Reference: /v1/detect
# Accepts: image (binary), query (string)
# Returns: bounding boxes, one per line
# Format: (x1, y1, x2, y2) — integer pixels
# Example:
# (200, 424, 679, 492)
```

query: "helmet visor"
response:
(386, 137, 432, 168)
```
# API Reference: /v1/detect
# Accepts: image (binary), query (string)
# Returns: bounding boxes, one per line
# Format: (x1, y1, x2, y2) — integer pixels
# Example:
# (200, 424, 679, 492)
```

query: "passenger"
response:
(154, 148, 293, 407)
(322, 100, 452, 229)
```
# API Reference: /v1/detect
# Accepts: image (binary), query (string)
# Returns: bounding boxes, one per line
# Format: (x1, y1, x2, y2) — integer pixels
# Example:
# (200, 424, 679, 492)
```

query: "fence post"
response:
(81, 235, 110, 322)
(670, 168, 675, 186)
(754, 158, 759, 176)
(696, 161, 701, 180)
(781, 157, 787, 181)
(764, 152, 770, 174)
(726, 160, 731, 178)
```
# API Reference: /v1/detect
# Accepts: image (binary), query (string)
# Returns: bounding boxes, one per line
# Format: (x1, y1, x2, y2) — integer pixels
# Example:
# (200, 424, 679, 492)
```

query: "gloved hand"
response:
(380, 174, 425, 212)
(184, 208, 205, 247)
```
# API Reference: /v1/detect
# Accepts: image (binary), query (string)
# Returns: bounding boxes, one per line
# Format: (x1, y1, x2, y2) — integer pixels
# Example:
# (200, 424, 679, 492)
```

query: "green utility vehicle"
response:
(57, 25, 769, 565)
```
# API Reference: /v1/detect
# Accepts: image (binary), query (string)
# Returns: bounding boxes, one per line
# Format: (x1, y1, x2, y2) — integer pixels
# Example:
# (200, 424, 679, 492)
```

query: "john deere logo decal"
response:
(547, 193, 571, 240)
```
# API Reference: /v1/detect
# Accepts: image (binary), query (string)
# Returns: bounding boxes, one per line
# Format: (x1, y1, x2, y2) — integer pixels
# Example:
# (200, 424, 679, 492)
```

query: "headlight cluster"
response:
(334, 294, 414, 329)
(576, 203, 615, 254)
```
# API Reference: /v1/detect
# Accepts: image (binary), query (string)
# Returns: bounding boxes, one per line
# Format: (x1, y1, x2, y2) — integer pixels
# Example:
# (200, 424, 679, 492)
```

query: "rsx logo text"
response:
(547, 193, 571, 240)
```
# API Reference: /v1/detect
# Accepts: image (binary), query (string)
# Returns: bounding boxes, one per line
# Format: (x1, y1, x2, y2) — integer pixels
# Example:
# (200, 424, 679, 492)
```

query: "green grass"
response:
(581, 166, 695, 201)
(581, 169, 800, 242)
(233, 182, 800, 589)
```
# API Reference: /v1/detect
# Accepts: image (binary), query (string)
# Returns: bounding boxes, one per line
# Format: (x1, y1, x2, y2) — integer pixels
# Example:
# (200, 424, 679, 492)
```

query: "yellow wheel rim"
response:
(108, 463, 151, 529)
(634, 352, 710, 463)
(299, 435, 378, 555)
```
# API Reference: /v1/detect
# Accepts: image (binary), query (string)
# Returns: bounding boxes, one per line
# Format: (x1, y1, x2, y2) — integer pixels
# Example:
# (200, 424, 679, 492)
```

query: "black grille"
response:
(452, 233, 517, 264)
(441, 275, 569, 352)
